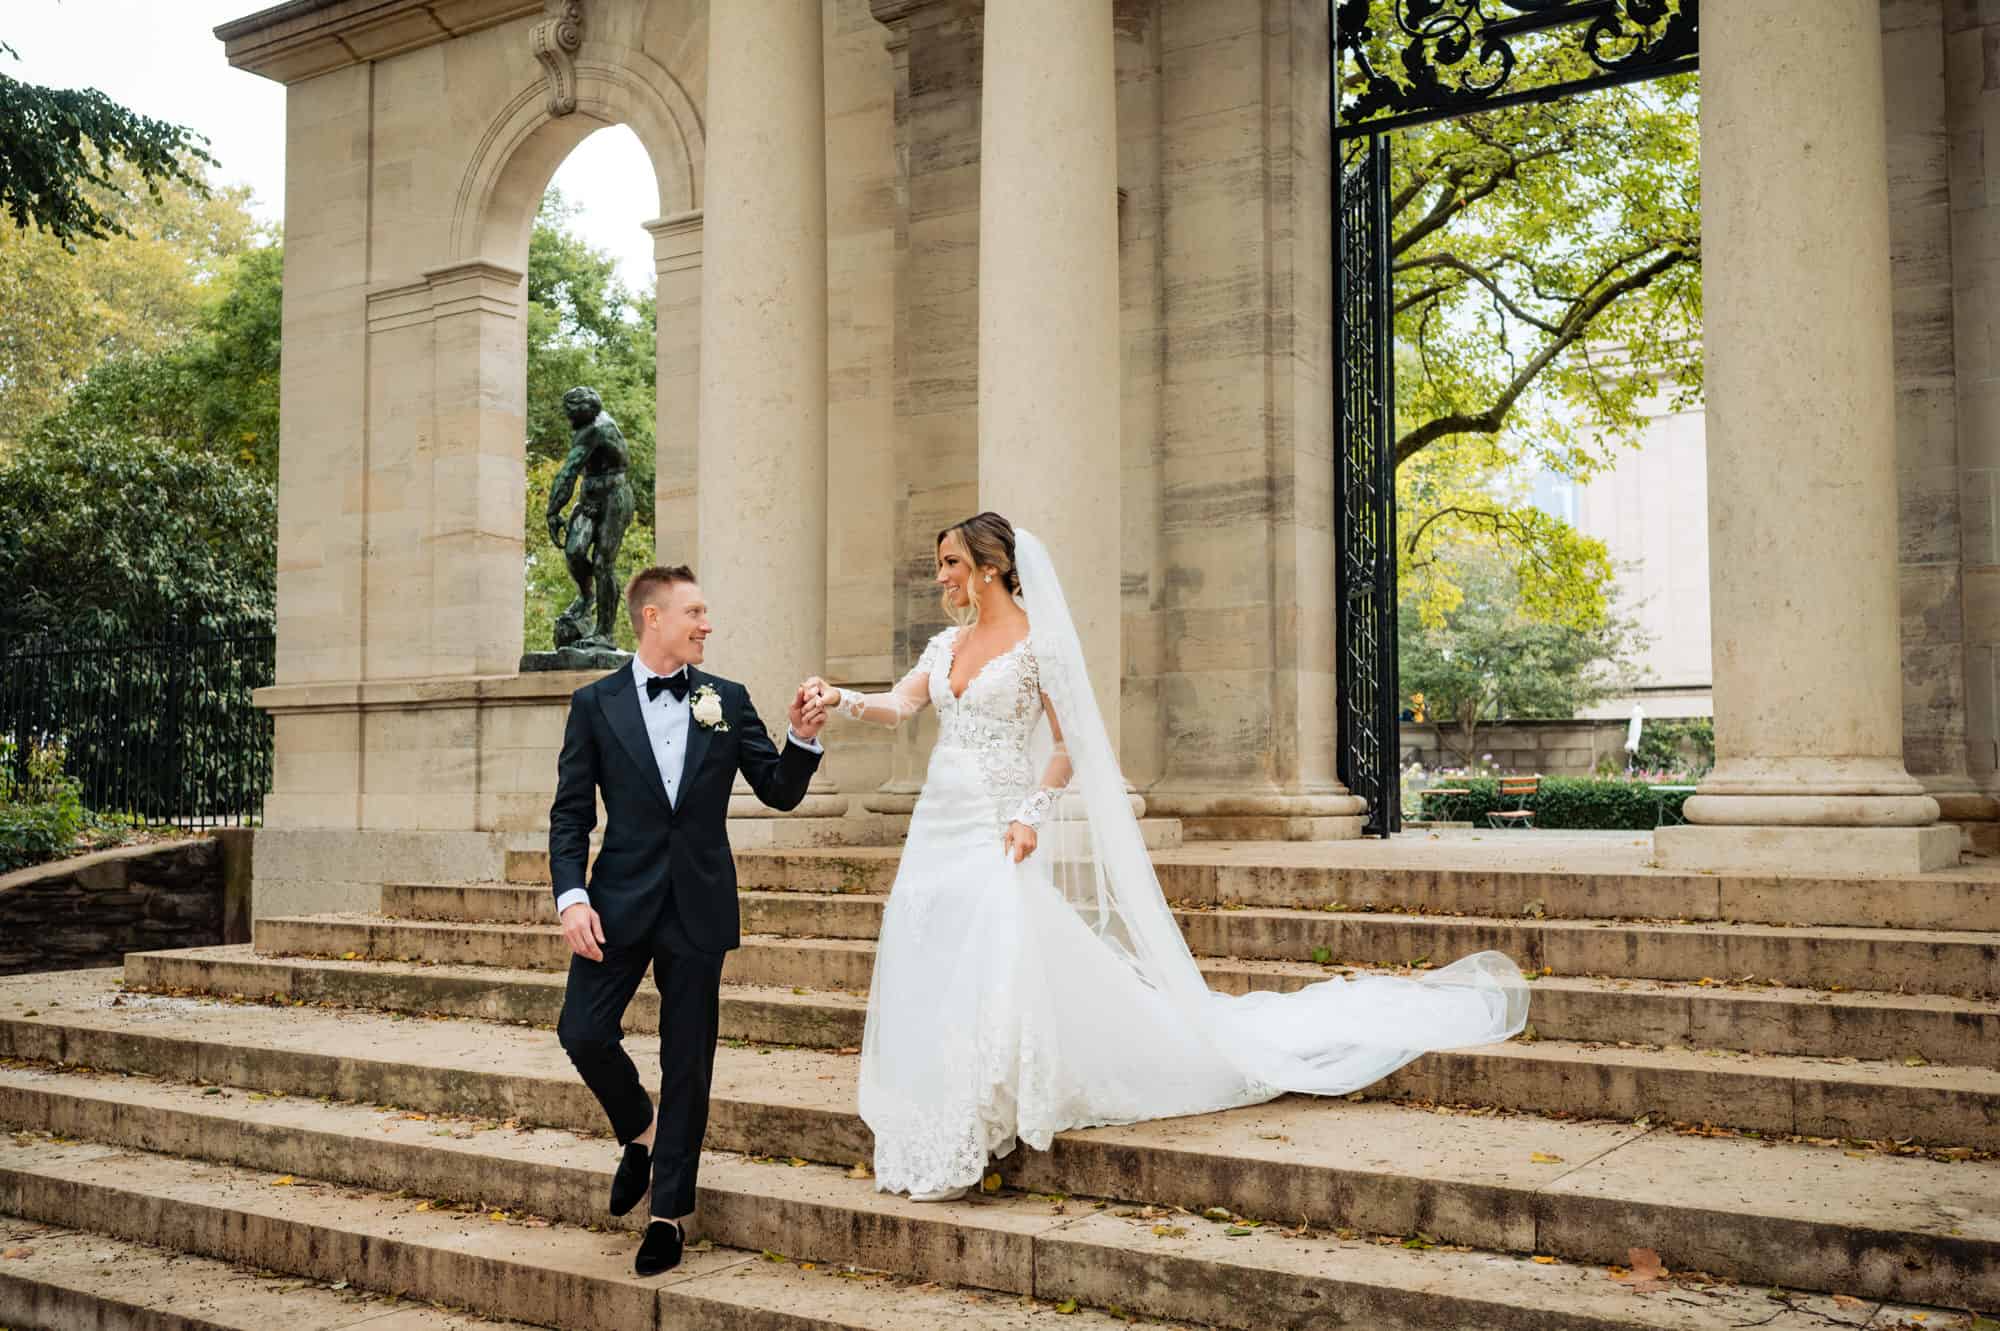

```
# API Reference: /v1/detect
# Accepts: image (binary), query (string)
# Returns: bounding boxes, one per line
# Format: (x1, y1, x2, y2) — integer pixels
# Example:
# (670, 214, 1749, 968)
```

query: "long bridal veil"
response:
(1014, 529, 1529, 1100)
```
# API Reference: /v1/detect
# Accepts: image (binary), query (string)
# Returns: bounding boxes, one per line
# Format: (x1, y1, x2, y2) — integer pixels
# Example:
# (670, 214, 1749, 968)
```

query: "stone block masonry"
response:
(0, 839, 231, 977)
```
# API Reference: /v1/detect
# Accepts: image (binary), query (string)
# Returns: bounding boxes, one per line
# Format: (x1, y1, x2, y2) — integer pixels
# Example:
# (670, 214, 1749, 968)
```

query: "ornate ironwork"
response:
(1334, 136, 1400, 837)
(1336, 0, 1698, 139)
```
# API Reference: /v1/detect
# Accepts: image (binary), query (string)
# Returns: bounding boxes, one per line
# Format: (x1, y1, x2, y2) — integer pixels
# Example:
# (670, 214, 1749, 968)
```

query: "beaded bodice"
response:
(929, 629, 1042, 801)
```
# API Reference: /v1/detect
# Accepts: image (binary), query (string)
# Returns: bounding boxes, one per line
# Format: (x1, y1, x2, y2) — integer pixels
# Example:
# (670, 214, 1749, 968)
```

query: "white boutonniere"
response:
(689, 683, 728, 732)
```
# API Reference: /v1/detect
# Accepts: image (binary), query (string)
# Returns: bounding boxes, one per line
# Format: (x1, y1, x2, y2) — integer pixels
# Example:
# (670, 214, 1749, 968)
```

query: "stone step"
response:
(724, 845, 2000, 932)
(257, 905, 2000, 1005)
(132, 945, 869, 1049)
(138, 940, 2000, 1069)
(0, 1064, 1970, 1328)
(2, 970, 1993, 1307)
(0, 1217, 535, 1330)
(0, 1132, 1159, 1331)
(123, 944, 2000, 1149)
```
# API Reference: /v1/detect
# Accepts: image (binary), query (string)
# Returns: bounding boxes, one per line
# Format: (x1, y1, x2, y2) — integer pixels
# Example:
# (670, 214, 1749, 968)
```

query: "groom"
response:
(548, 564, 827, 1276)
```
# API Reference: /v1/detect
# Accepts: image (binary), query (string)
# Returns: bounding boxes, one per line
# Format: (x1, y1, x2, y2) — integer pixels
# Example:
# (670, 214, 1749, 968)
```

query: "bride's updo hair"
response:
(937, 511, 1020, 621)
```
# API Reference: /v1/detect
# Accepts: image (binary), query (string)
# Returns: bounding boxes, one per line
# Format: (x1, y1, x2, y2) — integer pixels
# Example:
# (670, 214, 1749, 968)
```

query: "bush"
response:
(1414, 776, 1690, 831)
(0, 739, 88, 873)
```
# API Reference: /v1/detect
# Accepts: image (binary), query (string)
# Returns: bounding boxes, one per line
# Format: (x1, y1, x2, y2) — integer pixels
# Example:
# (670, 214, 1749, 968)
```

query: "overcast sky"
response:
(8, 0, 661, 292)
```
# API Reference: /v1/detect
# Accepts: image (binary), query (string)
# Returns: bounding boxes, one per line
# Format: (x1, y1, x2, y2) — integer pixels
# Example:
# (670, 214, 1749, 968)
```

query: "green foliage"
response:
(1383, 41, 1700, 626)
(0, 433, 275, 642)
(1629, 717, 1713, 780)
(1399, 545, 1638, 764)
(0, 738, 87, 873)
(0, 42, 216, 249)
(523, 191, 657, 648)
(0, 153, 261, 440)
(26, 243, 283, 475)
(1412, 776, 1690, 832)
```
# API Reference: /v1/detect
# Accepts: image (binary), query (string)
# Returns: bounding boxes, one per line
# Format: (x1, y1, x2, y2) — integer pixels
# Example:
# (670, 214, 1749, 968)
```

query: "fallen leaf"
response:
(1532, 1256, 1558, 1265)
(1151, 1225, 1186, 1238)
(1832, 1295, 1864, 1309)
(270, 1175, 296, 1187)
(1530, 1152, 1564, 1165)
(341, 952, 360, 961)
(1224, 1226, 1253, 1237)
(1903, 1053, 1929, 1068)
(1310, 947, 1332, 965)
(330, 1280, 349, 1290)
(846, 1162, 872, 1179)
(1201, 1207, 1233, 1222)
(981, 1172, 1002, 1194)
(2, 1247, 32, 1259)
(1054, 1299, 1078, 1314)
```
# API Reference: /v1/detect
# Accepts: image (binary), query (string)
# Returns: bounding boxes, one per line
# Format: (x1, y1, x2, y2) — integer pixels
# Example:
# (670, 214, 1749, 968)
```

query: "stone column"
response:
(1656, 0, 1954, 873)
(697, 0, 844, 816)
(644, 210, 702, 565)
(976, 0, 1124, 753)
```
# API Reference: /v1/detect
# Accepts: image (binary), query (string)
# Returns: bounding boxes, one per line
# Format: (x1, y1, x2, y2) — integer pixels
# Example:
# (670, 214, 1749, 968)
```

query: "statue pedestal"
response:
(520, 647, 630, 673)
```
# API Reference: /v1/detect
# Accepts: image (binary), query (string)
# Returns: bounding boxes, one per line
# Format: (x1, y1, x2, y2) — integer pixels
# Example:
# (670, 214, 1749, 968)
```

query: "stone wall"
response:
(0, 838, 242, 977)
(1401, 720, 1659, 778)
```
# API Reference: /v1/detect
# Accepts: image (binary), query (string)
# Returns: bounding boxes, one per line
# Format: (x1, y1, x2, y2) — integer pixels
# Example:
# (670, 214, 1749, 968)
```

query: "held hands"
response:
(1003, 820, 1038, 863)
(789, 677, 829, 741)
(560, 901, 607, 962)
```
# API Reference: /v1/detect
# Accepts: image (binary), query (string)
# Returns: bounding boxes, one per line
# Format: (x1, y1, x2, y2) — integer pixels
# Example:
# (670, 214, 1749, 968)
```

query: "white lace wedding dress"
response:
(832, 532, 1529, 1199)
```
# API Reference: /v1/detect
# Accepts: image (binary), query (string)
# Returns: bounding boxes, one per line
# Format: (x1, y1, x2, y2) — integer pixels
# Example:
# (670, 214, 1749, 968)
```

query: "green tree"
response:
(26, 242, 283, 474)
(0, 41, 215, 248)
(522, 191, 657, 650)
(1399, 544, 1639, 767)
(0, 155, 261, 439)
(0, 433, 274, 642)
(1365, 23, 1700, 626)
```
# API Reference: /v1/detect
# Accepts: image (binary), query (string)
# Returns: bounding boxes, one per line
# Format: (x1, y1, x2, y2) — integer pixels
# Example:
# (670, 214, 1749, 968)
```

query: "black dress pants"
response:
(556, 892, 725, 1220)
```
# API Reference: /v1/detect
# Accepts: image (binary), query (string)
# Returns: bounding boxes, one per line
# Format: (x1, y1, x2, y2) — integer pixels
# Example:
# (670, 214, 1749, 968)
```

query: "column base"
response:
(1653, 824, 1960, 875)
(727, 769, 850, 820)
(1143, 791, 1369, 842)
(1930, 791, 2000, 856)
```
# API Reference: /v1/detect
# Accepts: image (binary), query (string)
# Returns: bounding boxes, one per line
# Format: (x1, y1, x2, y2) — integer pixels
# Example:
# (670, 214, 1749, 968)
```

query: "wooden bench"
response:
(1486, 776, 1540, 829)
(1417, 786, 1470, 818)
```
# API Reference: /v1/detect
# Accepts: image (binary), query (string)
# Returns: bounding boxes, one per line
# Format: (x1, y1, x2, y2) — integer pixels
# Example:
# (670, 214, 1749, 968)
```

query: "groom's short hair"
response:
(626, 564, 699, 635)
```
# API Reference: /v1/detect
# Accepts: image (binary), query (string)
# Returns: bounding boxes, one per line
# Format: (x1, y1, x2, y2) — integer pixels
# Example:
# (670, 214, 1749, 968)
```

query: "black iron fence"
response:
(0, 623, 275, 829)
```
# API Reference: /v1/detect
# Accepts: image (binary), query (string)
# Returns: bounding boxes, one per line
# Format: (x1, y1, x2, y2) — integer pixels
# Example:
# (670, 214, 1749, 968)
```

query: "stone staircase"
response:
(0, 842, 1994, 1328)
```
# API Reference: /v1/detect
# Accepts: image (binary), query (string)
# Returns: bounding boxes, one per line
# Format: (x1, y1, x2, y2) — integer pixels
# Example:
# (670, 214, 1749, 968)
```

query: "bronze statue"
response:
(546, 386, 635, 653)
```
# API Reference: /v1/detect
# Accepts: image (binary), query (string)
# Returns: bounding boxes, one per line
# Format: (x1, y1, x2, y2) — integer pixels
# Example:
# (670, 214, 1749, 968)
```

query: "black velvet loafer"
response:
(609, 1142, 651, 1217)
(634, 1218, 684, 1276)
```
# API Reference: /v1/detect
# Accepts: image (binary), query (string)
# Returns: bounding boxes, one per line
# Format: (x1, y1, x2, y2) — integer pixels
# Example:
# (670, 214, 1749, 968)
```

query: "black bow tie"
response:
(646, 671, 690, 703)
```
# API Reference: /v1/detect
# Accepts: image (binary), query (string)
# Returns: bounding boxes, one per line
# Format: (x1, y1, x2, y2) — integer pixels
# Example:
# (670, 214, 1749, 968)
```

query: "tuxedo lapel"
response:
(675, 669, 716, 812)
(598, 670, 675, 813)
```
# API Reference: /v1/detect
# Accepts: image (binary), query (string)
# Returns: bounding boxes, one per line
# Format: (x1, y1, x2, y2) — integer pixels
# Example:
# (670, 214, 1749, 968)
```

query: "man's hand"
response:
(790, 679, 828, 742)
(560, 901, 606, 962)
(547, 512, 565, 548)
(1003, 820, 1037, 863)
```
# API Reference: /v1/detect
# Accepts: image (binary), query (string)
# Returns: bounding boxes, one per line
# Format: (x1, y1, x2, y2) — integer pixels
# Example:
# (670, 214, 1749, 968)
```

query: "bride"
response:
(810, 512, 1528, 1202)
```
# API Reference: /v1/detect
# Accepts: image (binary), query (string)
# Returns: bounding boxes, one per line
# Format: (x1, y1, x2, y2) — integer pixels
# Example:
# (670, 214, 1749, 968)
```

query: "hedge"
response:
(0, 740, 87, 874)
(1414, 776, 1691, 831)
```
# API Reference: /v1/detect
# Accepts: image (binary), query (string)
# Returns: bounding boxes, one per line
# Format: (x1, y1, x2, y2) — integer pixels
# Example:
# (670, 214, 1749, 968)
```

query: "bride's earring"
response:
(984, 573, 994, 584)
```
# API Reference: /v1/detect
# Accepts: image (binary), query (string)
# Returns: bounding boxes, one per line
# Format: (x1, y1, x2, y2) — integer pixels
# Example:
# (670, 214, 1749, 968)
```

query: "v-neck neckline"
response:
(944, 628, 1028, 701)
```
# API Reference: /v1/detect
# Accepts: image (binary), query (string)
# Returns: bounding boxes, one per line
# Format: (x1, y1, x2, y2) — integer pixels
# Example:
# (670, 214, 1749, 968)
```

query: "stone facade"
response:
(1401, 720, 1667, 781)
(0, 839, 238, 977)
(219, 0, 2000, 885)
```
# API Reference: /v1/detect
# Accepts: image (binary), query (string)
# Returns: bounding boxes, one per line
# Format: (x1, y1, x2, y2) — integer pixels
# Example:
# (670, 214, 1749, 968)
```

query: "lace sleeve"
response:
(832, 631, 943, 728)
(1011, 685, 1073, 828)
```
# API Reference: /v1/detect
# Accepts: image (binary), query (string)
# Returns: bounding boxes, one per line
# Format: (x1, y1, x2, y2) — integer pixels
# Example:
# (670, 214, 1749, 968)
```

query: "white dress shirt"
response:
(555, 660, 824, 918)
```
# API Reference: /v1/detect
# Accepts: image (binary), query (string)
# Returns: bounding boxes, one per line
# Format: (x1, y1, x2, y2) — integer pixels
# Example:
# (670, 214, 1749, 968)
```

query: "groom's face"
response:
(643, 581, 710, 666)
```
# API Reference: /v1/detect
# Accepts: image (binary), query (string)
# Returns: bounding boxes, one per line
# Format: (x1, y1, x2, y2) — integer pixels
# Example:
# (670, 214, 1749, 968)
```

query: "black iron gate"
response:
(1329, 1, 1700, 835)
(1333, 135, 1399, 837)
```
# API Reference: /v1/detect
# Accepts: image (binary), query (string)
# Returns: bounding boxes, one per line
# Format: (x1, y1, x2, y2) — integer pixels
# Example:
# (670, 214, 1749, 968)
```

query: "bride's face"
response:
(935, 533, 974, 608)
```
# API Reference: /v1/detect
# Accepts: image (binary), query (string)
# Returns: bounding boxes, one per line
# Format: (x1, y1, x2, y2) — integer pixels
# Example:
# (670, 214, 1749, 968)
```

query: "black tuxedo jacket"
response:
(547, 666, 821, 953)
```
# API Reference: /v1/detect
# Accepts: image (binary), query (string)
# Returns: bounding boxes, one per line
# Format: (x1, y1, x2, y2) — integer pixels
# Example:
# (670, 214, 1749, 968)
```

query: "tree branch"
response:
(1394, 247, 1690, 467)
